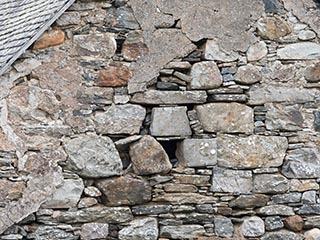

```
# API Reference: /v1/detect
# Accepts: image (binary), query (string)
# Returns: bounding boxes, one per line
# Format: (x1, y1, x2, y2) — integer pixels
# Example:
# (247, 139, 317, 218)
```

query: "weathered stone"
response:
(305, 62, 320, 82)
(81, 223, 109, 240)
(131, 90, 207, 105)
(73, 33, 116, 58)
(132, 205, 172, 215)
(265, 103, 304, 131)
(302, 191, 317, 204)
(257, 16, 291, 40)
(78, 197, 98, 209)
(229, 194, 269, 209)
(305, 228, 320, 240)
(217, 135, 288, 169)
(314, 111, 320, 132)
(163, 183, 198, 193)
(196, 103, 253, 134)
(261, 230, 301, 240)
(284, 215, 304, 232)
(150, 107, 192, 137)
(305, 217, 320, 229)
(263, 0, 285, 13)
(203, 39, 239, 62)
(299, 30, 316, 41)
(174, 174, 210, 186)
(56, 12, 81, 26)
(94, 104, 146, 135)
(122, 30, 148, 61)
(42, 178, 84, 209)
(271, 192, 302, 204)
(241, 216, 265, 237)
(282, 148, 320, 179)
(214, 216, 233, 238)
(258, 205, 295, 216)
(190, 61, 222, 89)
(247, 41, 268, 62)
(160, 225, 205, 239)
(106, 6, 140, 30)
(119, 217, 158, 240)
(254, 174, 289, 194)
(290, 179, 319, 192)
(277, 42, 320, 60)
(34, 29, 65, 49)
(235, 64, 262, 85)
(84, 187, 101, 198)
(129, 135, 171, 175)
(153, 193, 216, 205)
(211, 168, 253, 194)
(78, 87, 113, 105)
(0, 180, 25, 206)
(96, 175, 151, 206)
(64, 135, 122, 178)
(265, 216, 284, 231)
(95, 65, 132, 87)
(28, 225, 78, 240)
(176, 139, 217, 167)
(298, 204, 320, 215)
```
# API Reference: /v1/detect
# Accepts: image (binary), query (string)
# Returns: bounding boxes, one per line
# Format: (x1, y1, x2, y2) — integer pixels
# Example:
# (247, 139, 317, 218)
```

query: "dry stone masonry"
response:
(0, 0, 320, 239)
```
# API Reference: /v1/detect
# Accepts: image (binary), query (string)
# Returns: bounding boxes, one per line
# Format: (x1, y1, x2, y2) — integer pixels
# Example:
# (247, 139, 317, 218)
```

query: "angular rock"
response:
(130, 90, 207, 105)
(131, 205, 172, 215)
(314, 111, 320, 132)
(163, 183, 198, 193)
(34, 29, 65, 49)
(122, 30, 148, 61)
(247, 41, 268, 62)
(153, 193, 216, 205)
(78, 197, 98, 209)
(305, 217, 320, 229)
(229, 194, 269, 209)
(129, 135, 172, 175)
(265, 103, 304, 131)
(235, 64, 262, 85)
(290, 179, 319, 192)
(277, 42, 320, 60)
(302, 191, 317, 204)
(254, 174, 289, 194)
(190, 61, 222, 89)
(258, 205, 295, 216)
(214, 216, 233, 238)
(174, 174, 210, 186)
(95, 65, 132, 87)
(0, 180, 25, 206)
(28, 225, 78, 240)
(282, 148, 320, 178)
(64, 135, 123, 178)
(261, 230, 301, 240)
(73, 33, 116, 58)
(241, 216, 265, 237)
(305, 62, 320, 82)
(305, 228, 320, 240)
(257, 16, 291, 40)
(160, 225, 205, 239)
(78, 87, 113, 105)
(298, 204, 320, 215)
(176, 139, 217, 167)
(211, 168, 253, 194)
(265, 216, 284, 231)
(106, 6, 140, 30)
(284, 215, 304, 232)
(119, 217, 158, 240)
(263, 0, 285, 13)
(96, 175, 151, 206)
(81, 223, 109, 240)
(56, 12, 81, 26)
(271, 192, 302, 204)
(94, 104, 146, 135)
(196, 103, 253, 134)
(217, 135, 288, 169)
(84, 187, 101, 198)
(42, 178, 84, 209)
(203, 39, 239, 62)
(150, 107, 192, 137)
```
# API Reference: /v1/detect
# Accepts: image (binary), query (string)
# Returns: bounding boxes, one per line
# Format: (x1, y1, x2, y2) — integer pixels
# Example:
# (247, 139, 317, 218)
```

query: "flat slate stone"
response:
(229, 194, 269, 209)
(160, 225, 205, 239)
(258, 205, 295, 216)
(195, 103, 254, 134)
(261, 230, 301, 240)
(254, 174, 289, 194)
(217, 135, 288, 169)
(277, 42, 320, 60)
(119, 217, 158, 240)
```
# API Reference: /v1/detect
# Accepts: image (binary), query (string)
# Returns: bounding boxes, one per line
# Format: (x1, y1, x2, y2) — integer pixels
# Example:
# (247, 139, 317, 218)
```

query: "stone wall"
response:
(0, 0, 320, 239)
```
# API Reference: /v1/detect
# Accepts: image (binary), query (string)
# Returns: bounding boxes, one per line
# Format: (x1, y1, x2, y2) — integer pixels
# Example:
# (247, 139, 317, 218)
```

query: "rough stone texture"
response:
(305, 62, 320, 82)
(94, 104, 146, 135)
(229, 194, 269, 209)
(118, 217, 158, 240)
(265, 216, 284, 231)
(284, 215, 304, 232)
(241, 216, 265, 237)
(196, 103, 254, 134)
(153, 193, 216, 205)
(253, 174, 289, 194)
(203, 40, 239, 62)
(217, 135, 288, 169)
(28, 225, 78, 240)
(176, 139, 217, 167)
(261, 231, 301, 240)
(257, 16, 291, 40)
(96, 175, 151, 206)
(258, 205, 295, 216)
(305, 228, 320, 240)
(122, 30, 148, 61)
(34, 29, 65, 49)
(247, 41, 268, 62)
(277, 42, 320, 60)
(96, 65, 132, 87)
(0, 180, 25, 206)
(214, 215, 233, 238)
(190, 61, 222, 89)
(64, 135, 123, 178)
(81, 223, 109, 240)
(150, 107, 192, 137)
(235, 64, 262, 85)
(160, 225, 206, 239)
(129, 135, 172, 175)
(211, 168, 253, 194)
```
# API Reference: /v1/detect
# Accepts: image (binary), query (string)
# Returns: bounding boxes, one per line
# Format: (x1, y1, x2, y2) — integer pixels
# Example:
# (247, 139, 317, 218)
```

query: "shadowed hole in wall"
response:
(159, 140, 179, 167)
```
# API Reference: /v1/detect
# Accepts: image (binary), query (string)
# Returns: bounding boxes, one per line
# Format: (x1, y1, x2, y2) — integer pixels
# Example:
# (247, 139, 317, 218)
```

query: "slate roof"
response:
(0, 0, 76, 75)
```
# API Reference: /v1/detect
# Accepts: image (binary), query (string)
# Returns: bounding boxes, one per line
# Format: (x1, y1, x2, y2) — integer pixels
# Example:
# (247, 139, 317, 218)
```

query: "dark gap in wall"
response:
(159, 140, 179, 166)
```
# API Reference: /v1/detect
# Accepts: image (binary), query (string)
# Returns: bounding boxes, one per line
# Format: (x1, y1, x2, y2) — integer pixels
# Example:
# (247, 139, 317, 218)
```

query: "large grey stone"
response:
(130, 90, 207, 105)
(119, 217, 158, 240)
(190, 61, 222, 89)
(265, 216, 284, 231)
(229, 194, 269, 209)
(257, 16, 291, 40)
(235, 64, 262, 85)
(129, 135, 172, 175)
(254, 174, 289, 194)
(94, 104, 146, 135)
(211, 168, 253, 194)
(298, 204, 320, 215)
(282, 148, 320, 179)
(277, 42, 320, 60)
(247, 41, 268, 62)
(81, 223, 109, 240)
(214, 215, 233, 238)
(271, 192, 302, 204)
(217, 135, 288, 169)
(265, 103, 304, 131)
(150, 107, 192, 137)
(195, 103, 254, 134)
(261, 230, 302, 240)
(258, 205, 295, 216)
(28, 226, 78, 240)
(64, 135, 123, 178)
(42, 178, 84, 209)
(241, 216, 265, 237)
(160, 225, 205, 239)
(176, 139, 217, 167)
(203, 39, 239, 62)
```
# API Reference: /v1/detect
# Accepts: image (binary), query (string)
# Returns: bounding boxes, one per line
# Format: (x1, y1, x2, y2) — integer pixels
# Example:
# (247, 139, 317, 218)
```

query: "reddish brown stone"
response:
(122, 30, 148, 61)
(95, 65, 132, 87)
(284, 215, 304, 232)
(33, 29, 65, 49)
